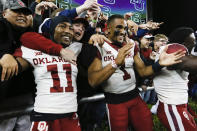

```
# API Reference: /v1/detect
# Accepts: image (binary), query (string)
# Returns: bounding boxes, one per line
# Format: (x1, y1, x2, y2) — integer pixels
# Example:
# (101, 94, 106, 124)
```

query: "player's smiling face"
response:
(54, 22, 74, 46)
(108, 18, 127, 45)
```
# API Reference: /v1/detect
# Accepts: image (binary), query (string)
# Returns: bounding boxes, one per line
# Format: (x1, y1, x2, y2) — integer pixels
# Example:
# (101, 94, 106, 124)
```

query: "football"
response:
(166, 43, 187, 70)
(166, 43, 188, 54)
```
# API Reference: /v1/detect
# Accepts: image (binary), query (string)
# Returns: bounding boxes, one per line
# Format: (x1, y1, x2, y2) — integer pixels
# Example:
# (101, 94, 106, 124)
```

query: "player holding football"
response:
(153, 27, 197, 131)
(14, 16, 82, 131)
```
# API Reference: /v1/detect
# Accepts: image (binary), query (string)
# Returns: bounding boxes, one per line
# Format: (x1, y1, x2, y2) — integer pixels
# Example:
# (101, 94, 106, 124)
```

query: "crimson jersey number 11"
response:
(47, 64, 73, 93)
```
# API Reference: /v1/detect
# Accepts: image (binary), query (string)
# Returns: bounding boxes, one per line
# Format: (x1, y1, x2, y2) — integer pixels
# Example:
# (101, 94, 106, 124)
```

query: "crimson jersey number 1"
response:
(47, 64, 73, 93)
(120, 66, 131, 80)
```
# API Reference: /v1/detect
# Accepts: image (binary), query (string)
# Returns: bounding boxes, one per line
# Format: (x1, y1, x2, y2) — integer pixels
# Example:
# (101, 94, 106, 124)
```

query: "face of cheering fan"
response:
(140, 37, 152, 49)
(154, 38, 168, 52)
(54, 22, 74, 46)
(72, 23, 85, 41)
(3, 9, 33, 28)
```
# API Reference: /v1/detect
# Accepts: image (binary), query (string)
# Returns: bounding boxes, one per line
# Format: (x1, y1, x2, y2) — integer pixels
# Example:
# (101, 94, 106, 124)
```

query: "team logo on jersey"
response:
(106, 51, 112, 54)
(73, 113, 78, 120)
(35, 51, 43, 56)
(37, 121, 48, 131)
(183, 111, 190, 120)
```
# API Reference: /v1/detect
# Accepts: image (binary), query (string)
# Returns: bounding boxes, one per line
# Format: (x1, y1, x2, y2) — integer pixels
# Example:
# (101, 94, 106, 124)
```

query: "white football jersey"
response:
(97, 42, 137, 94)
(153, 46, 189, 105)
(14, 42, 82, 114)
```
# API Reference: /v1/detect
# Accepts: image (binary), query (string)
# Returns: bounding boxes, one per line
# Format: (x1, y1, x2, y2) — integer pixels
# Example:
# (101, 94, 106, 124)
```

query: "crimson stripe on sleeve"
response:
(96, 50, 102, 60)
(13, 47, 23, 57)
(134, 42, 139, 56)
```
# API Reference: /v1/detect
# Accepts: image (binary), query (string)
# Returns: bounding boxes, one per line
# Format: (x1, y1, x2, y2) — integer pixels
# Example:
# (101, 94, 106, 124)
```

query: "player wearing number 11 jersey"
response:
(14, 16, 82, 131)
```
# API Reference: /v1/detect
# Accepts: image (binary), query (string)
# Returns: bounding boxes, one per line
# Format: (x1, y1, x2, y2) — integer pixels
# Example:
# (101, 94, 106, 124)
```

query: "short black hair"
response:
(169, 27, 194, 44)
(107, 14, 124, 27)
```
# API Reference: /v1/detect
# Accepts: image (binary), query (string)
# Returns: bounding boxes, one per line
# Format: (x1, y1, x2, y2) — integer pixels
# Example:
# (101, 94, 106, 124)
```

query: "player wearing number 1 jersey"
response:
(88, 15, 185, 131)
(14, 16, 82, 131)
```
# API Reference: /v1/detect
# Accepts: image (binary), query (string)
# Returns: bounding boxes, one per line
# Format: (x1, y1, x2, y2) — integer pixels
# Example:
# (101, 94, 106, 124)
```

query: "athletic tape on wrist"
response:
(111, 60, 118, 69)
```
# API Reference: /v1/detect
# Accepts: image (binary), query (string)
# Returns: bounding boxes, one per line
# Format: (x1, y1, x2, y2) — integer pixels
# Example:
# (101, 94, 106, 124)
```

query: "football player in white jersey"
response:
(87, 14, 185, 131)
(153, 27, 197, 131)
(18, 15, 113, 130)
(14, 16, 82, 131)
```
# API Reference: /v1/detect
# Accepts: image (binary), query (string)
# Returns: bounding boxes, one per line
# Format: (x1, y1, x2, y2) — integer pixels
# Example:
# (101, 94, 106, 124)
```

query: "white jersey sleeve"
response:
(68, 42, 83, 56)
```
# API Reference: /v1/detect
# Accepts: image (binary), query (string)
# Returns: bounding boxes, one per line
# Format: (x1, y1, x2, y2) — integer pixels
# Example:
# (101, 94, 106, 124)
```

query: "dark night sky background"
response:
(150, 0, 197, 36)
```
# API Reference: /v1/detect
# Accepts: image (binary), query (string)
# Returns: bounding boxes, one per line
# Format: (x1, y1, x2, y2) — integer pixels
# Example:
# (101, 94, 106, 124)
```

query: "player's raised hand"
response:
(0, 54, 18, 81)
(159, 45, 186, 66)
(82, 0, 103, 11)
(127, 20, 138, 36)
(125, 36, 135, 45)
(60, 48, 77, 65)
(139, 21, 164, 30)
(124, 36, 134, 55)
(124, 12, 134, 21)
(77, 0, 103, 16)
(89, 34, 112, 47)
(99, 12, 108, 21)
(115, 44, 133, 66)
(35, 1, 57, 15)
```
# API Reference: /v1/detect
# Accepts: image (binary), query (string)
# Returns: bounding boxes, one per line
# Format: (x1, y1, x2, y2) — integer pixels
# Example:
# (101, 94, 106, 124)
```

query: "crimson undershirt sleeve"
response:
(13, 47, 22, 57)
(20, 32, 63, 56)
(96, 50, 102, 60)
(134, 42, 139, 55)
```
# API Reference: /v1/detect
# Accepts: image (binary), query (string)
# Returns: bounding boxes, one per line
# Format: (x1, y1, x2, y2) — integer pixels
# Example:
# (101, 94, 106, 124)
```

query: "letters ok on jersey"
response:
(14, 45, 80, 114)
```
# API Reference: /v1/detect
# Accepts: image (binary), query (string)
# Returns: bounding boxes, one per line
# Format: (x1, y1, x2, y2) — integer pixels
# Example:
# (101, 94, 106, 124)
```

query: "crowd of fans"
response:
(0, 0, 197, 131)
